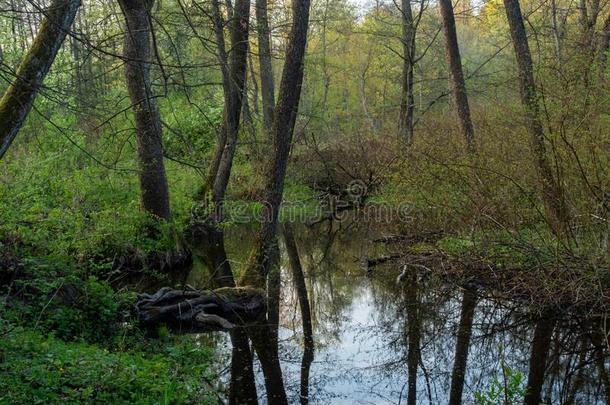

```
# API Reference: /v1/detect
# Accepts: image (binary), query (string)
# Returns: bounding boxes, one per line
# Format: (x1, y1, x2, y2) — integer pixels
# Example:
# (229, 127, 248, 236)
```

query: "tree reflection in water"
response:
(189, 221, 610, 404)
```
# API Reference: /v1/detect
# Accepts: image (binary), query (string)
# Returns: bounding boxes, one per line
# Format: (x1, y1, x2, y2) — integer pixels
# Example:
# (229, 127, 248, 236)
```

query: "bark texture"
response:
(503, 0, 570, 237)
(0, 0, 81, 159)
(118, 0, 171, 220)
(439, 0, 475, 151)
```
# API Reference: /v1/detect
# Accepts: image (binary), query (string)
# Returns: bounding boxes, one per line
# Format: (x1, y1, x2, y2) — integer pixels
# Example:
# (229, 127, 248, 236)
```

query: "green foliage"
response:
(436, 226, 561, 269)
(0, 119, 198, 275)
(35, 278, 132, 343)
(437, 236, 476, 256)
(475, 363, 527, 405)
(0, 328, 215, 404)
(1, 264, 134, 344)
(160, 94, 223, 166)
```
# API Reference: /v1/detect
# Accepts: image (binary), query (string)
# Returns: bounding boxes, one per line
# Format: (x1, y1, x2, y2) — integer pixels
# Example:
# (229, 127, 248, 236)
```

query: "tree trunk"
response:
(240, 3, 312, 400)
(550, 0, 563, 65)
(211, 0, 251, 208)
(256, 0, 276, 131)
(503, 0, 570, 237)
(135, 286, 266, 332)
(204, 0, 250, 210)
(578, 0, 600, 54)
(0, 0, 81, 160)
(398, 0, 415, 144)
(118, 0, 171, 220)
(577, 0, 600, 89)
(242, 0, 312, 288)
(598, 14, 610, 76)
(70, 28, 84, 109)
(448, 288, 477, 405)
(204, 0, 231, 201)
(439, 0, 475, 152)
(320, 0, 331, 114)
(523, 315, 556, 405)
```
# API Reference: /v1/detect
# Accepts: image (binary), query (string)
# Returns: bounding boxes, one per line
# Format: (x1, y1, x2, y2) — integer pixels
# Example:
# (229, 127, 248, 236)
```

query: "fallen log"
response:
(136, 287, 266, 333)
(373, 231, 444, 245)
(361, 251, 438, 273)
(361, 254, 407, 272)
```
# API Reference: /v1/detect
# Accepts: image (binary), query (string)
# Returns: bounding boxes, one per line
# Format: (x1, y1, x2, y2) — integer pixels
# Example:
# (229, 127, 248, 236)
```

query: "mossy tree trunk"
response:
(0, 0, 81, 159)
(118, 0, 171, 220)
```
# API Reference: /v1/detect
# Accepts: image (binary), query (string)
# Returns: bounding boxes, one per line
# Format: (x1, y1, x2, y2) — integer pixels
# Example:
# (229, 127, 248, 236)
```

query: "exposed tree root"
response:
(136, 286, 266, 333)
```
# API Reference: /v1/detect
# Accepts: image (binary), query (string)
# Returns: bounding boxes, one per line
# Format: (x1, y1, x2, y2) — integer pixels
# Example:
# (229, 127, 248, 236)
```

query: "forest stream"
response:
(184, 222, 610, 404)
(2, 0, 610, 401)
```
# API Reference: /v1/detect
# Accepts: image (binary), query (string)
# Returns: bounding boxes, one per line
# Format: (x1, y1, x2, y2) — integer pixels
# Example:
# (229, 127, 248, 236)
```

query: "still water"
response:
(189, 221, 609, 404)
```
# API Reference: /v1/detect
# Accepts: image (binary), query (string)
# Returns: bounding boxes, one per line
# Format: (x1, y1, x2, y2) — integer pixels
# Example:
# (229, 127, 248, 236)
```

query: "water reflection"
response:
(188, 222, 610, 404)
(282, 222, 315, 405)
